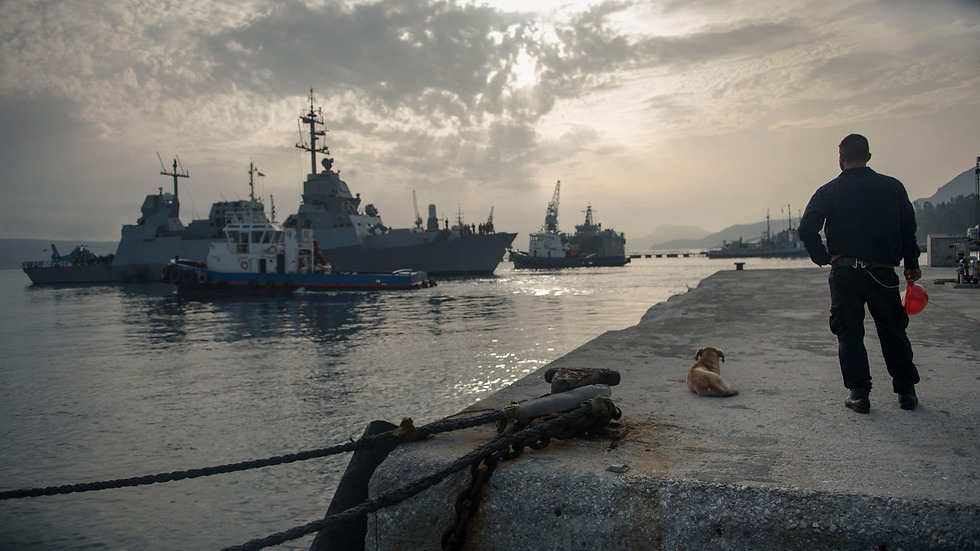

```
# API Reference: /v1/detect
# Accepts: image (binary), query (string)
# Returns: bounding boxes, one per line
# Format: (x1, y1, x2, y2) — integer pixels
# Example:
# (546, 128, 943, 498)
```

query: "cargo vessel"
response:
(509, 181, 629, 269)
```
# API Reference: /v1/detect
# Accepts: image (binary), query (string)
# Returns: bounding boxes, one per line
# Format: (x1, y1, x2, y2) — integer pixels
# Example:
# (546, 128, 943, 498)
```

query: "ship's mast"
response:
(247, 161, 265, 203)
(295, 89, 329, 175)
(158, 153, 188, 201)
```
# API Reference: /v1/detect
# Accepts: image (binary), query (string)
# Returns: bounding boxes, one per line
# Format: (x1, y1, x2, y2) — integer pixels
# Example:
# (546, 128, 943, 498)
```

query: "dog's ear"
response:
(695, 347, 705, 360)
(719, 349, 725, 362)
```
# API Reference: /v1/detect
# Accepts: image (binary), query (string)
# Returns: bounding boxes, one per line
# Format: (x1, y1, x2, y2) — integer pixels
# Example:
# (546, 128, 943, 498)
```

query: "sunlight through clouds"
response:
(1, 0, 977, 242)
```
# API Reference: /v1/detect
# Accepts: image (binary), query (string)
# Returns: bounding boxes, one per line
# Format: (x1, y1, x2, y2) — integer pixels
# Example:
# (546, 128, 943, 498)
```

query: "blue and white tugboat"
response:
(162, 182, 433, 294)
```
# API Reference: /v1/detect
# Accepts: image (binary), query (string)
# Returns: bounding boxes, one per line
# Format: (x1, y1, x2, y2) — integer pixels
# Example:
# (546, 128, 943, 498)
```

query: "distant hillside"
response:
(0, 239, 117, 271)
(648, 220, 773, 251)
(644, 167, 977, 250)
(632, 224, 711, 250)
(915, 168, 977, 207)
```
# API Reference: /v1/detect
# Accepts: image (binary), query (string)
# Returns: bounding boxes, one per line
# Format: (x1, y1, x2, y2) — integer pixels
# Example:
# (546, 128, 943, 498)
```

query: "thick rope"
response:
(0, 410, 502, 501)
(219, 404, 597, 551)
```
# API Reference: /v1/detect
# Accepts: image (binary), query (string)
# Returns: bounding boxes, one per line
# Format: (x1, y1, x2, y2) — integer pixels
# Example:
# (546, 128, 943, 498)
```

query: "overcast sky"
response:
(1, 0, 977, 245)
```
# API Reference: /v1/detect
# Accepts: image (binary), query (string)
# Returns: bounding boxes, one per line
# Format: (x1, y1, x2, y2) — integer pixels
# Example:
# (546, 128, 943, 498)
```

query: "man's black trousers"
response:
(828, 265, 919, 394)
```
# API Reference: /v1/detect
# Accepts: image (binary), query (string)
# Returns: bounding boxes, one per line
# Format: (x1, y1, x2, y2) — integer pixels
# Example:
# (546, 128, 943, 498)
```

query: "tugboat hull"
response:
(510, 253, 629, 269)
(164, 262, 433, 294)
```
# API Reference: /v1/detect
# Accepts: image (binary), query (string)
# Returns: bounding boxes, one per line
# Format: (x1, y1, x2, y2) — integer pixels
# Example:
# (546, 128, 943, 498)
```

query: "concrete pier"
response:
(367, 267, 980, 550)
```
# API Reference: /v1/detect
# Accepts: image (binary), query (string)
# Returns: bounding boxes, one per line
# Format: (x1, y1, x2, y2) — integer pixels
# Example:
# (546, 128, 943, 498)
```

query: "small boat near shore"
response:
(163, 204, 434, 294)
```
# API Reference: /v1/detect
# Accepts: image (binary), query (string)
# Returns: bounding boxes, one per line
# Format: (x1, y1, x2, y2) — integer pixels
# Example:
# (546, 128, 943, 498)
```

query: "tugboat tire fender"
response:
(180, 270, 195, 285)
(159, 265, 171, 282)
(197, 271, 210, 285)
(168, 269, 182, 284)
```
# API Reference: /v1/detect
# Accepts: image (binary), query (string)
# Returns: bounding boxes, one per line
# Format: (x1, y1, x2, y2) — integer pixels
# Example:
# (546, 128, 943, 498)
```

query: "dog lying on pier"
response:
(686, 346, 738, 397)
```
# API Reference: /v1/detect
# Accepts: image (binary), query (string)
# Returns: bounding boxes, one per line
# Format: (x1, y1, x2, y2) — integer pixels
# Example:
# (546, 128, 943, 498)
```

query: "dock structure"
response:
(366, 267, 980, 550)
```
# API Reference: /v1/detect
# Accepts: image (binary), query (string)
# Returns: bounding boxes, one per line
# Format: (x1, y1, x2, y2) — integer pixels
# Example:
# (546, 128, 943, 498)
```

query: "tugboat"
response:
(162, 183, 433, 294)
(290, 90, 516, 275)
(509, 180, 629, 269)
(705, 207, 807, 259)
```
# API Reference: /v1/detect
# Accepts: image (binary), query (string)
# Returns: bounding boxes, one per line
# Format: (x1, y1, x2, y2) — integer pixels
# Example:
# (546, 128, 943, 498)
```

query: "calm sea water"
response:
(0, 256, 813, 550)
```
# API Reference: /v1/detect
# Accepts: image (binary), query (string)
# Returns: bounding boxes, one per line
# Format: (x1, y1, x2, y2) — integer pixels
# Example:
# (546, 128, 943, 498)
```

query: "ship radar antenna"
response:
(295, 88, 330, 175)
(583, 203, 595, 226)
(269, 195, 276, 222)
(157, 152, 189, 201)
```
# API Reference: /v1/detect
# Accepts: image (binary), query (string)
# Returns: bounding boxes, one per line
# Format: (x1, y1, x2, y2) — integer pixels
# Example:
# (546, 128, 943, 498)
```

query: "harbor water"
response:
(0, 255, 812, 550)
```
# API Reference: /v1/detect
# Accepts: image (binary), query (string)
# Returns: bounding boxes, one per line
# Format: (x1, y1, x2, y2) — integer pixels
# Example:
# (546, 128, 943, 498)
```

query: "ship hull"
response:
(164, 263, 432, 294)
(22, 262, 128, 284)
(321, 233, 516, 275)
(510, 253, 630, 269)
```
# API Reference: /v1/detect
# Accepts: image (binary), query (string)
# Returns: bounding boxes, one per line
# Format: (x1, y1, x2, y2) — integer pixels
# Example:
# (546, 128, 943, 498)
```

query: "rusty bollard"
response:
(544, 367, 621, 394)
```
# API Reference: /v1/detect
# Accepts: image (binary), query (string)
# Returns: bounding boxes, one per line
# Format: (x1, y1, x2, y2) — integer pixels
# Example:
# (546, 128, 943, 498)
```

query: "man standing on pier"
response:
(798, 133, 922, 414)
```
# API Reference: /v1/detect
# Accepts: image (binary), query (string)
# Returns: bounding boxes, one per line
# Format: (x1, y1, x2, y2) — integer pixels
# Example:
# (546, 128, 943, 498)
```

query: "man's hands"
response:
(904, 267, 922, 284)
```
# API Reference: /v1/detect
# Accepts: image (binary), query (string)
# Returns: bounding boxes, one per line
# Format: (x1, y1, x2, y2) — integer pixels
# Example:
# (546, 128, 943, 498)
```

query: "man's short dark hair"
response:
(839, 134, 870, 163)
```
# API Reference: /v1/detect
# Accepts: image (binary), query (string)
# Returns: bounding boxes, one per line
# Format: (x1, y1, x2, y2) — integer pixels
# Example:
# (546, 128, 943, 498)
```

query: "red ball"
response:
(902, 283, 929, 315)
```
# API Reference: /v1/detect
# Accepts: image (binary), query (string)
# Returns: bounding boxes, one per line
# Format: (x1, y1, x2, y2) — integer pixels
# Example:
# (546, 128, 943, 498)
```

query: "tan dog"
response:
(686, 347, 738, 397)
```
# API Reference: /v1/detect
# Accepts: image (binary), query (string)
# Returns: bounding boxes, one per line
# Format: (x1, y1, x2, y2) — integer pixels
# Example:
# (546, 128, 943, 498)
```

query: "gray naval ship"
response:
(288, 91, 515, 275)
(23, 159, 269, 284)
(23, 91, 515, 284)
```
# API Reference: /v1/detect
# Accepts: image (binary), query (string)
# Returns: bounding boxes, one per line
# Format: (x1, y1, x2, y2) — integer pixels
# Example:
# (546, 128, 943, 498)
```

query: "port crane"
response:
(543, 180, 560, 232)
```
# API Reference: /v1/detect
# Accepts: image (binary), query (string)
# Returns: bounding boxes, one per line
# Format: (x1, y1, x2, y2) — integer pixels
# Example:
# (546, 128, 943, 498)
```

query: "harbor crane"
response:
(543, 180, 560, 232)
(413, 190, 423, 230)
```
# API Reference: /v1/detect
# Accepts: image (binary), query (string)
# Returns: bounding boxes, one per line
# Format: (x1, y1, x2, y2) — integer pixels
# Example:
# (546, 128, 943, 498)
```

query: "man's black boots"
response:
(845, 388, 871, 414)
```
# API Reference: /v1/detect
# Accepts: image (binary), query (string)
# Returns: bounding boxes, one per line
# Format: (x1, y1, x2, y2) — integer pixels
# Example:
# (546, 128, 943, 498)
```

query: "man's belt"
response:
(831, 257, 894, 269)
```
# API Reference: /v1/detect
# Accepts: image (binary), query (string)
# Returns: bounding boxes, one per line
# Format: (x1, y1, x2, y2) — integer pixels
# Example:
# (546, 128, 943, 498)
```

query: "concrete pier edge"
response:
(366, 267, 980, 550)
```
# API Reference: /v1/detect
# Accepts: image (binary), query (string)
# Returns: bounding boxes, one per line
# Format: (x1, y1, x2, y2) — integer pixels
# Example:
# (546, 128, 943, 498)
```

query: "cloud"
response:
(1, 0, 977, 240)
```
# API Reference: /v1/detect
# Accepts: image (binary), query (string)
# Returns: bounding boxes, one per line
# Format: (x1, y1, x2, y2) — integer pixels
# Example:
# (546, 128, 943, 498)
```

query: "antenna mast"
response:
(247, 161, 265, 203)
(295, 89, 329, 175)
(158, 153, 189, 200)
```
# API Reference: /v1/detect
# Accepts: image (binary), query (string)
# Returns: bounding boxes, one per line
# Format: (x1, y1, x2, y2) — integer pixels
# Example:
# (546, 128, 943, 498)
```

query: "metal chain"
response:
(440, 399, 621, 550)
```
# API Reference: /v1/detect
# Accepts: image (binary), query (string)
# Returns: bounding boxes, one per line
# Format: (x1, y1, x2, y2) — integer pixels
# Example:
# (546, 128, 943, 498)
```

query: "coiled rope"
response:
(0, 410, 501, 501)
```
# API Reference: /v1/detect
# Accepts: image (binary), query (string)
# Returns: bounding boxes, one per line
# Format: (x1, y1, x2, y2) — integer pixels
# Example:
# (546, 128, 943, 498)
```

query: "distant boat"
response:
(509, 180, 629, 269)
(21, 244, 116, 284)
(162, 209, 433, 294)
(705, 208, 807, 259)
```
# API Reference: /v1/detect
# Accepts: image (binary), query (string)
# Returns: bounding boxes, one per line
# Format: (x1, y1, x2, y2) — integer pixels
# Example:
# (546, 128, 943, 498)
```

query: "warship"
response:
(705, 208, 807, 259)
(22, 159, 269, 284)
(23, 91, 516, 283)
(509, 180, 629, 269)
(288, 91, 516, 275)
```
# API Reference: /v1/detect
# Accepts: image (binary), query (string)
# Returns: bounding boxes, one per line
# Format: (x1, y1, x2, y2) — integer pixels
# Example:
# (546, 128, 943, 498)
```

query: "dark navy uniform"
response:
(798, 166, 920, 395)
